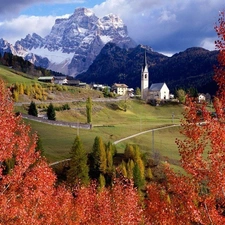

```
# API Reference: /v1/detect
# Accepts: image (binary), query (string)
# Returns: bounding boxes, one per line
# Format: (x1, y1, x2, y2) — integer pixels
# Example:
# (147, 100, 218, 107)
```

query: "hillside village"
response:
(37, 50, 210, 105)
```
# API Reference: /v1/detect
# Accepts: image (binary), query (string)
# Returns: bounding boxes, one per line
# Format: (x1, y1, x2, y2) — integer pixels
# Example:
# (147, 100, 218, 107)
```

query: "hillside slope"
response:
(77, 44, 218, 94)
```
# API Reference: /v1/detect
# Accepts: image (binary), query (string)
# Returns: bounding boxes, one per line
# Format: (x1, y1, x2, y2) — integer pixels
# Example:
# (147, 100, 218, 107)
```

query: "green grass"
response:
(0, 66, 185, 165)
(115, 126, 183, 161)
(24, 100, 184, 164)
(0, 65, 37, 85)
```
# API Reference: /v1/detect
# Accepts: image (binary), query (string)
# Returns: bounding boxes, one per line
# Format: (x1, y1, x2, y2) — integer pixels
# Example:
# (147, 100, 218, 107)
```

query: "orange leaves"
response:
(0, 78, 146, 224)
(172, 10, 225, 224)
(72, 179, 144, 225)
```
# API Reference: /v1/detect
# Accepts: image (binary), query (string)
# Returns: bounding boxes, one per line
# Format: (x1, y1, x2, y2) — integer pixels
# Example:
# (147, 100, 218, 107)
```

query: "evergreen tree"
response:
(28, 101, 38, 117)
(99, 173, 106, 189)
(103, 87, 110, 97)
(67, 136, 89, 186)
(126, 159, 135, 179)
(91, 136, 107, 176)
(188, 87, 198, 98)
(124, 144, 135, 160)
(86, 97, 92, 124)
(133, 162, 145, 190)
(119, 161, 128, 177)
(47, 103, 56, 120)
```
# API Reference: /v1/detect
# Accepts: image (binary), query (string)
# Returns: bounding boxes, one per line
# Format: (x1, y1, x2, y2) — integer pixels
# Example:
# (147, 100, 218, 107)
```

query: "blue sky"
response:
(20, 1, 103, 17)
(0, 0, 225, 55)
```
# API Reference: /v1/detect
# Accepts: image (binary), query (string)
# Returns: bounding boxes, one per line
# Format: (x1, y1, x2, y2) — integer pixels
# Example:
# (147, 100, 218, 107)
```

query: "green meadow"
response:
(0, 65, 37, 85)
(0, 65, 185, 165)
(25, 100, 184, 164)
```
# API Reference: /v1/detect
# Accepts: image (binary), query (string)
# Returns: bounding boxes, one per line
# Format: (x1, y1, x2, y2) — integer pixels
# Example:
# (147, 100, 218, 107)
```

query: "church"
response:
(141, 51, 170, 102)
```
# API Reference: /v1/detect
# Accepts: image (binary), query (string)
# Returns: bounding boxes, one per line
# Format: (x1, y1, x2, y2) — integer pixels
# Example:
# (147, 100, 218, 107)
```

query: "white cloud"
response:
(200, 38, 216, 51)
(93, 0, 225, 53)
(0, 15, 70, 44)
(0, 0, 225, 54)
(158, 10, 176, 23)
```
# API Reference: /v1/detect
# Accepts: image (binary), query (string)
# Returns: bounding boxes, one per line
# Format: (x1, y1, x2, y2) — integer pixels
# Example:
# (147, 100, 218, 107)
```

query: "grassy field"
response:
(25, 100, 184, 164)
(0, 65, 37, 85)
(0, 66, 185, 165)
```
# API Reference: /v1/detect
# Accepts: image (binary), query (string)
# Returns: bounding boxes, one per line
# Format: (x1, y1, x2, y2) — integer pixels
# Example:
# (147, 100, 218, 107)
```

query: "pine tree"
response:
(99, 173, 106, 189)
(91, 136, 107, 177)
(67, 136, 89, 186)
(28, 101, 38, 117)
(86, 96, 92, 124)
(126, 159, 135, 179)
(124, 144, 135, 160)
(133, 162, 145, 190)
(47, 103, 56, 120)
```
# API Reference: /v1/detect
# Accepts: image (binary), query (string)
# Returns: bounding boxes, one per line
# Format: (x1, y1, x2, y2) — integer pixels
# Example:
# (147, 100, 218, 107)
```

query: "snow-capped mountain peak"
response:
(1, 8, 136, 77)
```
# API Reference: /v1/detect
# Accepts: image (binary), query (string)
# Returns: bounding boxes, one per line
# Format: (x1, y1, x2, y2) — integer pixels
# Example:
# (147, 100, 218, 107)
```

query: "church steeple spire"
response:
(143, 50, 148, 71)
(141, 49, 149, 101)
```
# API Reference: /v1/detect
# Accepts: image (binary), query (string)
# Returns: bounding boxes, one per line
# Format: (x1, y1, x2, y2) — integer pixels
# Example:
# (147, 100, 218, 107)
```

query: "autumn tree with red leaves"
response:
(0, 79, 145, 224)
(144, 10, 225, 225)
(0, 80, 75, 224)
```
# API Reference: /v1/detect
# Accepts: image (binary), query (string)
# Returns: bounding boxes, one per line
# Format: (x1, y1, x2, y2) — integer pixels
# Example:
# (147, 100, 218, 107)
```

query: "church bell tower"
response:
(141, 50, 149, 101)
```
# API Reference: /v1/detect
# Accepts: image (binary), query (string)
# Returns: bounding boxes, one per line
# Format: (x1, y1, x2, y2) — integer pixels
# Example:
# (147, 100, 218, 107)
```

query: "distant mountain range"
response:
(77, 43, 219, 94)
(0, 7, 219, 94)
(0, 8, 136, 77)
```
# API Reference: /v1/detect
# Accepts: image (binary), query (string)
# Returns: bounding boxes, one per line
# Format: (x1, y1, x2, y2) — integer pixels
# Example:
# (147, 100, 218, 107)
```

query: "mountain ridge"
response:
(13, 7, 136, 76)
(76, 43, 218, 94)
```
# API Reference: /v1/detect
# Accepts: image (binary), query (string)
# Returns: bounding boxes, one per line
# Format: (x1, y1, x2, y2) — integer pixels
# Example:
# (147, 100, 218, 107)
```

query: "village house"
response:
(198, 93, 206, 103)
(54, 76, 68, 85)
(38, 76, 54, 83)
(112, 83, 128, 96)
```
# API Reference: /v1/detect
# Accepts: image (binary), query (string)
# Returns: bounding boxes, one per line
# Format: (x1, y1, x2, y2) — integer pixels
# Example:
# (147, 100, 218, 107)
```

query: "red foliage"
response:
(72, 179, 144, 225)
(0, 82, 145, 224)
(2, 10, 225, 223)
(0, 80, 75, 224)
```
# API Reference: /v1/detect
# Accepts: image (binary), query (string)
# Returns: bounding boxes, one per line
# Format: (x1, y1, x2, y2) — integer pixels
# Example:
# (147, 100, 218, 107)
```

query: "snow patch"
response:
(29, 47, 74, 64)
(100, 35, 112, 44)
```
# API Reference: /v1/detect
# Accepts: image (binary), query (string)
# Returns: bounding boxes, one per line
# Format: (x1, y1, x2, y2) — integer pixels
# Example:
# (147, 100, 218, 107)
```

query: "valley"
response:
(0, 64, 185, 168)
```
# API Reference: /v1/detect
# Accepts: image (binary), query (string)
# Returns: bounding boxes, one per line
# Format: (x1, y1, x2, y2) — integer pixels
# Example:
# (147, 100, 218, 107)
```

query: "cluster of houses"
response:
(38, 52, 210, 103)
(38, 76, 87, 87)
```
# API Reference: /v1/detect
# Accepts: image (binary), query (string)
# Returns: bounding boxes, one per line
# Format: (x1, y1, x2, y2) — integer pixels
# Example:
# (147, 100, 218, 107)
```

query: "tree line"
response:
(0, 52, 64, 77)
(66, 135, 148, 190)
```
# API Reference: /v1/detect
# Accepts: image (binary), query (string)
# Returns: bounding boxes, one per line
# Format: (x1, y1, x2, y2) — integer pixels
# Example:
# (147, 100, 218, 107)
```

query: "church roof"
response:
(142, 50, 148, 72)
(149, 83, 166, 91)
(112, 83, 128, 88)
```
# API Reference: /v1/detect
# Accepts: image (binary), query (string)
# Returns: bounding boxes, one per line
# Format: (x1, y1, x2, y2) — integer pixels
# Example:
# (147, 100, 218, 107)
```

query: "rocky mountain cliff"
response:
(77, 43, 219, 94)
(10, 8, 136, 76)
